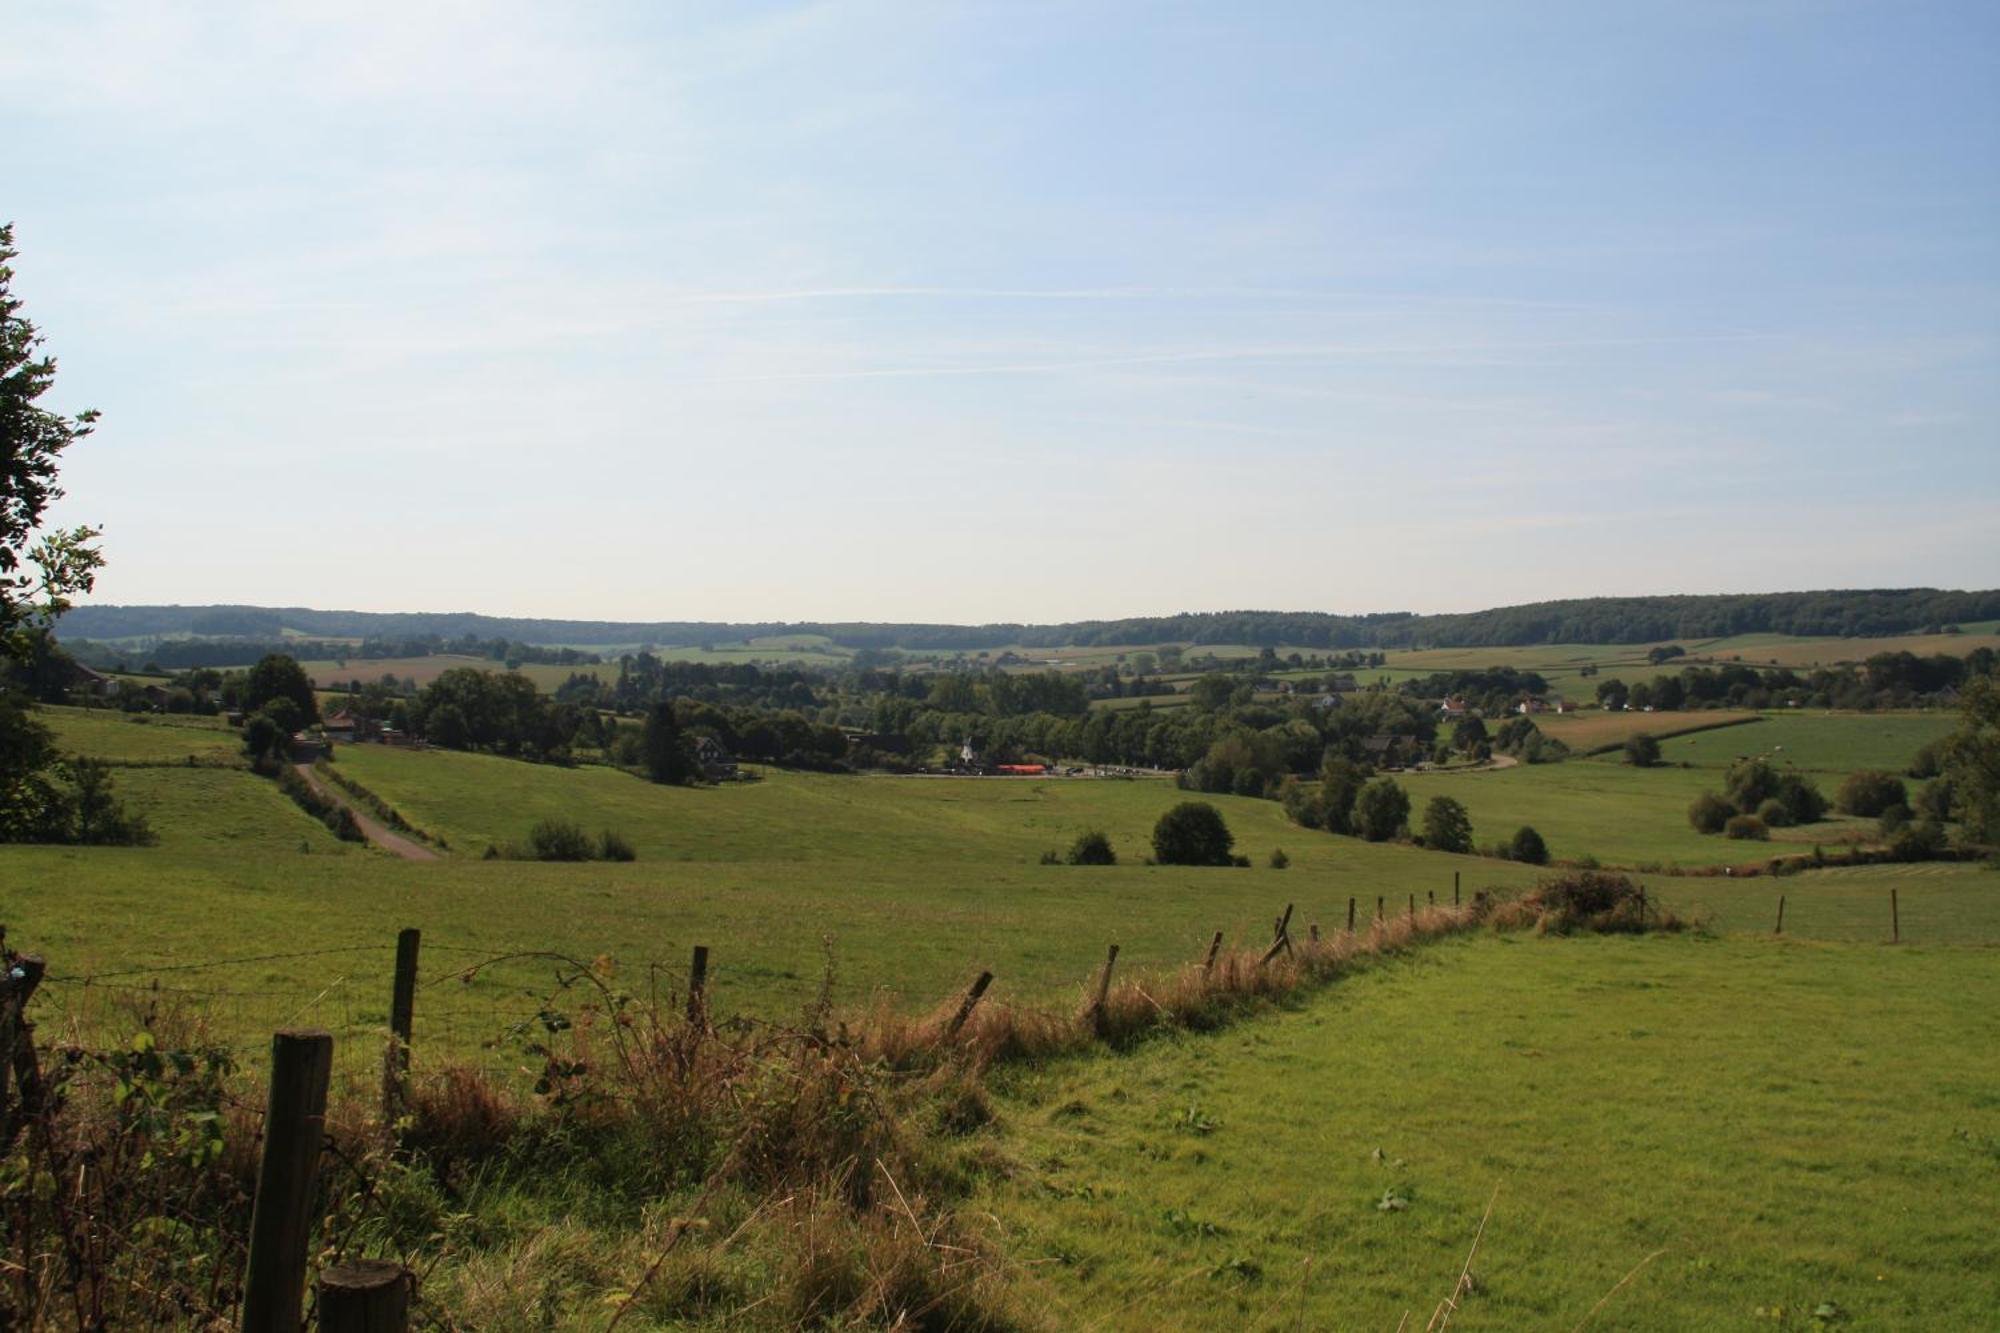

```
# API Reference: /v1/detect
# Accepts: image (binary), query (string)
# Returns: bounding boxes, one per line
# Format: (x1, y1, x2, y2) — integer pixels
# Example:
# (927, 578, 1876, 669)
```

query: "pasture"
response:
(1531, 707, 1757, 753)
(977, 930, 2000, 1329)
(1645, 710, 1953, 773)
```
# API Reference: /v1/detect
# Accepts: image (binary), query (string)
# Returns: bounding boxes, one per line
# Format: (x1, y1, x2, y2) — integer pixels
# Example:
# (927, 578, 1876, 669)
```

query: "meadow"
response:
(975, 930, 2000, 1330)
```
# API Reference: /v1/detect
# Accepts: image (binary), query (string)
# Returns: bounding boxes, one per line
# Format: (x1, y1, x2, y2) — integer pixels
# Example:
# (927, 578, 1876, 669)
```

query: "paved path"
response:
(293, 764, 441, 861)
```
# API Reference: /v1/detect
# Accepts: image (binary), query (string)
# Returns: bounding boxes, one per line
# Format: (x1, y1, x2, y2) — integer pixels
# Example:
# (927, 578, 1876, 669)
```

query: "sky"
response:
(4, 0, 1997, 625)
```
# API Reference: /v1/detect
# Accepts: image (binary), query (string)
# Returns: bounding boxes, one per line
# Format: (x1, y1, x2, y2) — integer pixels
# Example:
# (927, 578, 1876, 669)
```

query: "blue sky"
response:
(5, 1, 1996, 622)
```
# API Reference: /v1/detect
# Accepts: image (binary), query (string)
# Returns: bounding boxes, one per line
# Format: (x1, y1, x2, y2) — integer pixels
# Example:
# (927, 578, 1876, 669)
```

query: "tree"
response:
(1451, 716, 1488, 753)
(1353, 777, 1410, 842)
(1190, 673, 1235, 712)
(1421, 795, 1473, 854)
(1152, 801, 1235, 866)
(643, 701, 696, 784)
(1509, 824, 1550, 864)
(1595, 679, 1629, 710)
(1943, 675, 2000, 843)
(1724, 759, 1781, 812)
(243, 653, 320, 725)
(1624, 733, 1662, 767)
(1836, 769, 1908, 818)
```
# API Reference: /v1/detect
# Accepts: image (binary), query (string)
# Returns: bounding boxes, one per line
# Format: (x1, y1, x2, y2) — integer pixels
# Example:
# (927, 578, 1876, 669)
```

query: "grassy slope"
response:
(977, 932, 2000, 1330)
(39, 705, 244, 763)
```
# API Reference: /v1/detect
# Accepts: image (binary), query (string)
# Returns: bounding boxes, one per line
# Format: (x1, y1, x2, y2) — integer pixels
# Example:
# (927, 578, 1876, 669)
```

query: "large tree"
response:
(1944, 674, 2000, 844)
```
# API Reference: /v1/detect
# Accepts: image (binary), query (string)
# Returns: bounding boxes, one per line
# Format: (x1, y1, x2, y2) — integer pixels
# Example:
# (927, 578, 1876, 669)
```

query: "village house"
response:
(1437, 696, 1471, 718)
(690, 734, 738, 782)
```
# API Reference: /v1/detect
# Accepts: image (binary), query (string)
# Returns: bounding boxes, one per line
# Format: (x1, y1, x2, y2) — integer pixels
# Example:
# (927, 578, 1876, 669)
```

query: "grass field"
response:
(38, 704, 245, 763)
(976, 930, 2000, 1329)
(1532, 708, 1758, 752)
(1642, 710, 1953, 773)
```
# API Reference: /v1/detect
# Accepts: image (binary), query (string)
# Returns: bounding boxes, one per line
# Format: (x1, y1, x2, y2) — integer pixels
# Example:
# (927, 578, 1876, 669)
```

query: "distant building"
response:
(690, 734, 738, 781)
(1438, 697, 1471, 718)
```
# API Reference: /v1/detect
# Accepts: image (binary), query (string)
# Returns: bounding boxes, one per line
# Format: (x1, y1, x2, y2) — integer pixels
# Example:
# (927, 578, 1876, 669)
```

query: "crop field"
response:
(976, 930, 2000, 1329)
(1530, 708, 1757, 753)
(1685, 626, 2000, 669)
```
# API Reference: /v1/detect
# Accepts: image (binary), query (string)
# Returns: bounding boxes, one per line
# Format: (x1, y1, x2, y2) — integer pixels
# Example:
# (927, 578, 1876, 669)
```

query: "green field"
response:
(976, 930, 2000, 1329)
(1639, 710, 1954, 773)
(39, 704, 244, 763)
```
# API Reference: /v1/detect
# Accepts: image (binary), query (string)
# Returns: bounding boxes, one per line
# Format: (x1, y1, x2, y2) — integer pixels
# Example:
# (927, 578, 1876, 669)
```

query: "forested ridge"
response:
(54, 588, 2000, 653)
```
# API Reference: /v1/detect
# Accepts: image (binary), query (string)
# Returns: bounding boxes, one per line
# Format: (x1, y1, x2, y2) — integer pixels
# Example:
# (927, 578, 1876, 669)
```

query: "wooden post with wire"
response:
(0, 953, 48, 1149)
(1454, 871, 1461, 906)
(1408, 893, 1416, 923)
(1259, 904, 1295, 966)
(1775, 896, 1786, 936)
(687, 945, 710, 1027)
(1891, 890, 1900, 944)
(318, 1258, 412, 1332)
(1203, 931, 1223, 973)
(383, 927, 419, 1124)
(945, 971, 993, 1038)
(1376, 896, 1384, 924)
(1088, 945, 1119, 1036)
(1347, 897, 1356, 933)
(242, 1029, 334, 1333)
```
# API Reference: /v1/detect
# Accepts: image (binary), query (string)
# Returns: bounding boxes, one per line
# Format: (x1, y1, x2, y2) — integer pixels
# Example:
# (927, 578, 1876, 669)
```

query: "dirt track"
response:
(292, 764, 440, 861)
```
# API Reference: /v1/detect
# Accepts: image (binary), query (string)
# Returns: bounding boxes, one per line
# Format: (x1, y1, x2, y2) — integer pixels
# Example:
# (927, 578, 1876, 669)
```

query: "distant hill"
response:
(52, 589, 2000, 654)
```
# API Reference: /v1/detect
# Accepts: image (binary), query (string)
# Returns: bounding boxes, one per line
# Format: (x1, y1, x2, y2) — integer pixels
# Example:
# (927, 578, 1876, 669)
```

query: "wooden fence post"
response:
(318, 1258, 411, 1333)
(242, 1029, 334, 1333)
(1309, 924, 1320, 946)
(1347, 898, 1356, 933)
(1428, 891, 1435, 909)
(1891, 890, 1900, 944)
(687, 945, 709, 1027)
(1203, 931, 1223, 973)
(1454, 871, 1460, 906)
(383, 928, 419, 1124)
(1259, 905, 1296, 966)
(1775, 896, 1786, 935)
(1407, 894, 1415, 922)
(0, 954, 47, 1149)
(945, 971, 993, 1038)
(1088, 945, 1119, 1035)
(1376, 896, 1384, 923)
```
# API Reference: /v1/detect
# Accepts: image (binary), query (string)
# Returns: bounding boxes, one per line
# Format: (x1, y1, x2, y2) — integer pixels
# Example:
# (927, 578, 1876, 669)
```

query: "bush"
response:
(1756, 797, 1793, 828)
(1421, 795, 1473, 854)
(1838, 770, 1908, 818)
(528, 818, 594, 862)
(1151, 802, 1235, 866)
(1877, 803, 1911, 835)
(1688, 792, 1734, 834)
(1915, 776, 1955, 824)
(1773, 773, 1828, 825)
(1724, 759, 1780, 812)
(1624, 733, 1661, 767)
(597, 828, 637, 862)
(1353, 778, 1410, 842)
(1724, 813, 1769, 840)
(1908, 739, 1945, 779)
(1510, 825, 1550, 865)
(1269, 847, 1289, 869)
(1889, 819, 1948, 862)
(1065, 830, 1117, 866)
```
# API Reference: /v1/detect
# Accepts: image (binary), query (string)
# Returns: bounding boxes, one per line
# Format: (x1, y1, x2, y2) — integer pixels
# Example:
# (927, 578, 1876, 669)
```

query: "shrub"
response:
(1353, 778, 1410, 842)
(1509, 825, 1550, 865)
(1756, 797, 1793, 828)
(1877, 803, 1911, 835)
(597, 828, 637, 862)
(1838, 770, 1908, 818)
(1907, 739, 1945, 779)
(1688, 792, 1733, 834)
(1269, 847, 1289, 869)
(528, 818, 594, 862)
(1889, 819, 1948, 862)
(1624, 733, 1661, 767)
(1421, 795, 1473, 854)
(1724, 759, 1780, 812)
(1915, 776, 1955, 824)
(1065, 830, 1117, 866)
(1724, 813, 1769, 840)
(1773, 773, 1827, 825)
(1152, 802, 1235, 866)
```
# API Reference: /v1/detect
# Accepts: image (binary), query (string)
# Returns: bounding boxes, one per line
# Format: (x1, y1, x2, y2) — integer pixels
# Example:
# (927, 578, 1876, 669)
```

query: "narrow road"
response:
(293, 764, 441, 861)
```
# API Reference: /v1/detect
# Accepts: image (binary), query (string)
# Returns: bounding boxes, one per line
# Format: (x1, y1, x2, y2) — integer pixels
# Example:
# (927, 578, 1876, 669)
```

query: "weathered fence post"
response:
(383, 928, 419, 1124)
(1309, 923, 1320, 946)
(1428, 891, 1435, 909)
(1376, 896, 1384, 924)
(1088, 945, 1120, 1036)
(1347, 898, 1356, 933)
(1454, 871, 1460, 906)
(0, 954, 47, 1147)
(1259, 905, 1295, 966)
(687, 945, 710, 1027)
(1775, 896, 1786, 935)
(1203, 931, 1224, 973)
(946, 971, 993, 1038)
(318, 1258, 411, 1333)
(1891, 890, 1900, 944)
(242, 1029, 334, 1333)
(1407, 894, 1415, 923)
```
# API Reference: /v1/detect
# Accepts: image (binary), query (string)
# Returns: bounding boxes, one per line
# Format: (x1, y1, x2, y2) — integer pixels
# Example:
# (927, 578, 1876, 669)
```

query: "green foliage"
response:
(1509, 824, 1550, 864)
(1887, 819, 1948, 862)
(643, 701, 695, 785)
(1065, 829, 1117, 866)
(1688, 791, 1733, 834)
(596, 828, 637, 862)
(1151, 801, 1235, 866)
(1420, 795, 1473, 854)
(1623, 732, 1662, 767)
(529, 818, 595, 861)
(1724, 813, 1769, 840)
(242, 653, 319, 725)
(1353, 778, 1409, 842)
(1943, 674, 2000, 843)
(1836, 769, 1908, 818)
(1268, 847, 1288, 869)
(1724, 758, 1781, 812)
